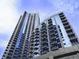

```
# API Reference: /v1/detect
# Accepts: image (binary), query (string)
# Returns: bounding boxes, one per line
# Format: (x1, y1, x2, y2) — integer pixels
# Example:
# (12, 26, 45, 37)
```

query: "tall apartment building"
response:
(2, 11, 40, 59)
(2, 11, 79, 59)
(34, 12, 79, 59)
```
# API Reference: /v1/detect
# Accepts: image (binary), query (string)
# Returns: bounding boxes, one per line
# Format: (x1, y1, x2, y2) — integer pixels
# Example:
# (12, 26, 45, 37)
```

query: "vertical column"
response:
(46, 19, 52, 51)
(20, 13, 31, 59)
(54, 17, 64, 48)
(59, 12, 79, 45)
(12, 11, 27, 59)
(40, 22, 49, 55)
(29, 13, 40, 59)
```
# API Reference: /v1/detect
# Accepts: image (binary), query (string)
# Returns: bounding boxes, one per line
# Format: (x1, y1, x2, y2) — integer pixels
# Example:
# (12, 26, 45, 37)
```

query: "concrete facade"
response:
(35, 44, 79, 59)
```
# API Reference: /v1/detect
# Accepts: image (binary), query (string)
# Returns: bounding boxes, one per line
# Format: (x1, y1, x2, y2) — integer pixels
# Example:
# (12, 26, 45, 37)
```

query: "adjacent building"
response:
(35, 12, 79, 59)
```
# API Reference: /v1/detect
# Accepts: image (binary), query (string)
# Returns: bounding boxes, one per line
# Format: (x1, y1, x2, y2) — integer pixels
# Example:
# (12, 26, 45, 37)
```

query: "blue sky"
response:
(0, 0, 79, 58)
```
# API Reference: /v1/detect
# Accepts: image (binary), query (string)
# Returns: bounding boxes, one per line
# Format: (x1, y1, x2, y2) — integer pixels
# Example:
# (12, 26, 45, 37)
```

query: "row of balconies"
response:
(68, 33, 75, 38)
(70, 39, 78, 45)
(48, 22, 53, 26)
(30, 40, 39, 43)
(59, 13, 66, 20)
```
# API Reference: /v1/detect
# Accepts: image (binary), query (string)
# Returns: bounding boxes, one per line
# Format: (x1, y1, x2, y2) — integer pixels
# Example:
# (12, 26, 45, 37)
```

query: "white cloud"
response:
(0, 0, 20, 34)
(47, 0, 74, 14)
(0, 0, 20, 58)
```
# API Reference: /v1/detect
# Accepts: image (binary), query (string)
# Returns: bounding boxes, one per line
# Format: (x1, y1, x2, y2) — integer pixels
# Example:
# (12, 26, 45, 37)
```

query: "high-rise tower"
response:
(2, 11, 40, 59)
(2, 11, 79, 59)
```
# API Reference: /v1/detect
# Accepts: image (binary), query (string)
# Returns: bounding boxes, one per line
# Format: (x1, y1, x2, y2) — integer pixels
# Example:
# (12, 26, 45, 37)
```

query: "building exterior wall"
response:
(1, 11, 79, 59)
(35, 45, 79, 59)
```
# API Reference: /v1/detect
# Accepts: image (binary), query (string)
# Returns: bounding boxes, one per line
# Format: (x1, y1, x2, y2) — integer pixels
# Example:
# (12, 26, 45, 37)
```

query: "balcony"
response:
(41, 35, 47, 39)
(34, 43, 39, 46)
(48, 24, 53, 28)
(34, 39, 39, 42)
(41, 48, 49, 54)
(34, 52, 39, 55)
(56, 38, 60, 42)
(59, 12, 64, 15)
(68, 33, 75, 38)
(50, 41, 57, 44)
(63, 21, 68, 24)
(62, 19, 67, 22)
(42, 42, 48, 46)
(41, 33, 47, 37)
(51, 43, 58, 47)
(49, 28, 54, 32)
(35, 33, 39, 35)
(49, 32, 55, 36)
(66, 28, 72, 33)
(63, 22, 69, 26)
(41, 39, 47, 42)
(29, 51, 33, 54)
(41, 51, 48, 55)
(48, 19, 52, 21)
(41, 29, 47, 32)
(35, 36, 39, 38)
(68, 32, 74, 35)
(30, 40, 34, 43)
(60, 16, 66, 20)
(41, 26, 46, 29)
(48, 21, 52, 24)
(64, 25, 71, 29)
(35, 30, 39, 33)
(34, 47, 39, 50)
